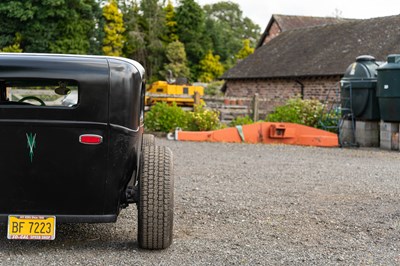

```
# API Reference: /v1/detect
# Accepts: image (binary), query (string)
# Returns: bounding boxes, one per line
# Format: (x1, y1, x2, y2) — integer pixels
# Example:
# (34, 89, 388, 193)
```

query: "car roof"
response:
(0, 53, 145, 79)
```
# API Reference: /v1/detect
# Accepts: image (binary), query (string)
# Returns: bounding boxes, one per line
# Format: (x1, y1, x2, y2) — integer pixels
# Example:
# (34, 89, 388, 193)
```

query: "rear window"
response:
(0, 79, 79, 107)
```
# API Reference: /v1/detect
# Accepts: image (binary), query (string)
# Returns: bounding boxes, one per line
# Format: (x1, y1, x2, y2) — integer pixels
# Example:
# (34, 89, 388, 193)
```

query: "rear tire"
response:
(138, 145, 174, 249)
(142, 134, 155, 147)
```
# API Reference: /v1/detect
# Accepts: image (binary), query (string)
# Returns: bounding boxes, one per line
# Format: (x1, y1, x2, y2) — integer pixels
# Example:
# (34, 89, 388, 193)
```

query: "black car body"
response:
(0, 54, 174, 249)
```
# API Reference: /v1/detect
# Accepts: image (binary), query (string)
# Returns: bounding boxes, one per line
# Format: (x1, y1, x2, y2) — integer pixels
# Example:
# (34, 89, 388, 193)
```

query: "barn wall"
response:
(224, 76, 341, 114)
(263, 21, 281, 45)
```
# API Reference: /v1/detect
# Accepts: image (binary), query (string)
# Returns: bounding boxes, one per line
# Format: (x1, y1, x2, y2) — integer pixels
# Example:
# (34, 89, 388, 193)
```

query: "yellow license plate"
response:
(7, 215, 56, 240)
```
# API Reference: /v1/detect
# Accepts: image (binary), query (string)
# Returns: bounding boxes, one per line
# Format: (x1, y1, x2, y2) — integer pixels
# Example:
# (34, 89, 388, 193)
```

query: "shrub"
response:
(318, 107, 341, 132)
(266, 97, 324, 128)
(145, 102, 222, 132)
(204, 80, 224, 96)
(145, 102, 189, 133)
(187, 104, 221, 131)
(229, 115, 253, 127)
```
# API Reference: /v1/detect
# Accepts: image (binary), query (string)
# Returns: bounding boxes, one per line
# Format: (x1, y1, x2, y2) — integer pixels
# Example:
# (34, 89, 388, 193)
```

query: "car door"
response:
(0, 55, 110, 217)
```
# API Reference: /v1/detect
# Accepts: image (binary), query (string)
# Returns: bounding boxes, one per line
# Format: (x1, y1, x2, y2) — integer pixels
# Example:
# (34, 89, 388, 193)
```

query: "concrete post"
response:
(355, 121, 379, 147)
(339, 119, 355, 146)
(380, 121, 399, 150)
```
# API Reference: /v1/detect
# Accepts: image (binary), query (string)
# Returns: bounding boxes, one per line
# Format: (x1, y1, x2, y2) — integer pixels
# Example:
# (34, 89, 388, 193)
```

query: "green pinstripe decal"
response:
(26, 133, 36, 163)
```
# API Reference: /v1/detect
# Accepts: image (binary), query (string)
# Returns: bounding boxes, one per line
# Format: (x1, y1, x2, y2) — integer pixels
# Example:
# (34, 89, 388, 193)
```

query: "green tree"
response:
(119, 0, 166, 80)
(198, 50, 224, 82)
(204, 2, 260, 42)
(88, 2, 105, 55)
(203, 1, 260, 68)
(139, 0, 166, 81)
(235, 39, 254, 60)
(50, 1, 101, 54)
(103, 0, 125, 56)
(120, 1, 146, 61)
(176, 0, 209, 78)
(0, 0, 101, 54)
(162, 0, 178, 44)
(0, 33, 22, 52)
(161, 40, 190, 79)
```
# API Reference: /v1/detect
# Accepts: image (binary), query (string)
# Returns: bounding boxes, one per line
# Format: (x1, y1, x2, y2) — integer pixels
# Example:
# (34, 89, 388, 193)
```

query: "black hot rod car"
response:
(0, 53, 174, 250)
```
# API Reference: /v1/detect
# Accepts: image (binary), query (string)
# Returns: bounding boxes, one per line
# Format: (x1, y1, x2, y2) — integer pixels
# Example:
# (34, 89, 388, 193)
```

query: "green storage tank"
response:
(377, 54, 400, 122)
(340, 55, 381, 121)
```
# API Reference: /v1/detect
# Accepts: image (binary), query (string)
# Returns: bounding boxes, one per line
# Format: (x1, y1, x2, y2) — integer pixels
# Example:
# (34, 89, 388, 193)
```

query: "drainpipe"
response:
(295, 79, 304, 99)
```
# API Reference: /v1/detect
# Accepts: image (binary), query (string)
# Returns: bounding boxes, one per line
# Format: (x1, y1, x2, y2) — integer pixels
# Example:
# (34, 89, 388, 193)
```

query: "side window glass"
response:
(0, 79, 79, 107)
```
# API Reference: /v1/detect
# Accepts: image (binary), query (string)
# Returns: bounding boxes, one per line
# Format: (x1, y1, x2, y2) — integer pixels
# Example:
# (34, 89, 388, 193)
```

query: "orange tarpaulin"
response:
(169, 122, 339, 148)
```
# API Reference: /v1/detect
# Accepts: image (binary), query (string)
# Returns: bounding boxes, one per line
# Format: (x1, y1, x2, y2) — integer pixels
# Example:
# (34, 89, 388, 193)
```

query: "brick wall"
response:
(224, 76, 341, 114)
(263, 21, 281, 45)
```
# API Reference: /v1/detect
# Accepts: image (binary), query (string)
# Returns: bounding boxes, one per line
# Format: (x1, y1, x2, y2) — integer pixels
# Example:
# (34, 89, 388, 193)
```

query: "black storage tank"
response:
(377, 54, 400, 122)
(340, 55, 381, 121)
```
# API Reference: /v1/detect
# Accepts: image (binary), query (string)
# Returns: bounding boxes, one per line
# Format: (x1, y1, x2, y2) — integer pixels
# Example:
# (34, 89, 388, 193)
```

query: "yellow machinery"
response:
(145, 80, 204, 106)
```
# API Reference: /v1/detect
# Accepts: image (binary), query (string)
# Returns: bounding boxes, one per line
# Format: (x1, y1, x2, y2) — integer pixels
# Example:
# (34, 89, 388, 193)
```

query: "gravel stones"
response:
(1, 139, 400, 265)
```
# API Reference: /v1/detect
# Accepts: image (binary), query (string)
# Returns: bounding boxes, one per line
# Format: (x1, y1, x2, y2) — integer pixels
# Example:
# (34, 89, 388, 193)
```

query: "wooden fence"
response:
(146, 93, 268, 124)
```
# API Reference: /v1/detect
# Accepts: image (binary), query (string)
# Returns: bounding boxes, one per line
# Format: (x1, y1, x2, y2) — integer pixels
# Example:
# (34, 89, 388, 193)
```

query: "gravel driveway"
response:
(1, 138, 400, 265)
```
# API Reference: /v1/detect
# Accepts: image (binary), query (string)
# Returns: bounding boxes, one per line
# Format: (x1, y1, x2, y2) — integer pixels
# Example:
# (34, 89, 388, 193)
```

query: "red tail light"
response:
(79, 134, 103, 145)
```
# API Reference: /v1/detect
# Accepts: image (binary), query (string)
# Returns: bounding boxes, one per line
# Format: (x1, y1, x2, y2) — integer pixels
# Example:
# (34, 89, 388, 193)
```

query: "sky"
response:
(194, 0, 400, 30)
